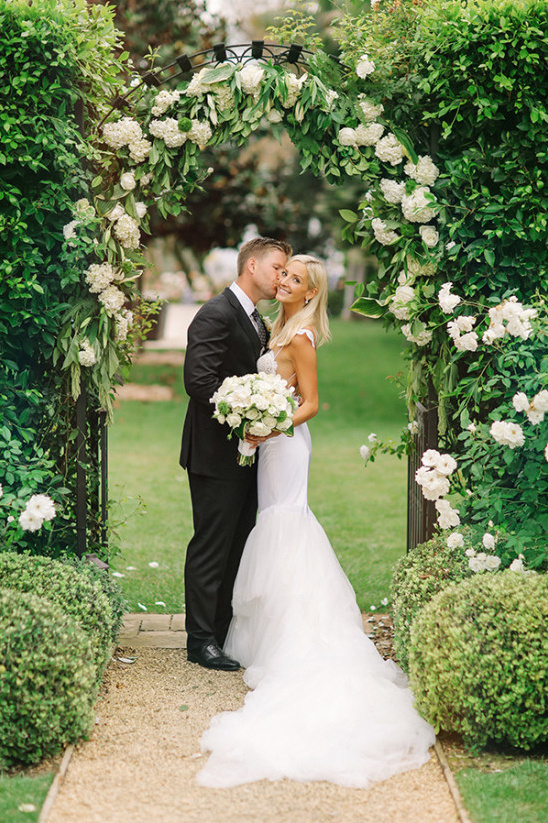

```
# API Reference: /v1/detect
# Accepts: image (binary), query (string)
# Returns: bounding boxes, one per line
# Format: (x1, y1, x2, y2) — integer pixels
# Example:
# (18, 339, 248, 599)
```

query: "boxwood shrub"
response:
(62, 555, 127, 641)
(0, 587, 96, 768)
(408, 570, 548, 751)
(0, 552, 114, 678)
(390, 532, 473, 671)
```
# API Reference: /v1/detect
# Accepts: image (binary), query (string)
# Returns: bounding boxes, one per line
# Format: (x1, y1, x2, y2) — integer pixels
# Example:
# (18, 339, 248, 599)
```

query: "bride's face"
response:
(276, 260, 315, 309)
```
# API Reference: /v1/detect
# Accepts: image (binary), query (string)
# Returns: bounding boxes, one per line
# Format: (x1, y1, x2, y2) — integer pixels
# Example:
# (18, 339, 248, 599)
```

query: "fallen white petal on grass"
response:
(155, 601, 166, 607)
(126, 565, 137, 570)
(138, 602, 148, 611)
(148, 561, 160, 568)
(111, 571, 125, 578)
(116, 656, 136, 664)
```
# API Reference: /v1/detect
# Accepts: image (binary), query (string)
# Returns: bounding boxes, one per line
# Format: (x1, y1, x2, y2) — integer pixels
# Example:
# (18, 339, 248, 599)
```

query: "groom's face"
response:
(251, 248, 287, 301)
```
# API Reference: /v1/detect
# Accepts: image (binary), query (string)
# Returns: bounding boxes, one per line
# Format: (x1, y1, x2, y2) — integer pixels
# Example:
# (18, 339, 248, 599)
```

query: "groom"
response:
(180, 237, 292, 670)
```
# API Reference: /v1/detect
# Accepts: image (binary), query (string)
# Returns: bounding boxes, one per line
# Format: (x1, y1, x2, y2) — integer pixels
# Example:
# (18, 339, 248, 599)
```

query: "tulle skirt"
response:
(197, 426, 435, 788)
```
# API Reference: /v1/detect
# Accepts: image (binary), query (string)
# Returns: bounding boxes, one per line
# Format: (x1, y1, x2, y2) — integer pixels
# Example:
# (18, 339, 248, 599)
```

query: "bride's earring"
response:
(305, 298, 310, 305)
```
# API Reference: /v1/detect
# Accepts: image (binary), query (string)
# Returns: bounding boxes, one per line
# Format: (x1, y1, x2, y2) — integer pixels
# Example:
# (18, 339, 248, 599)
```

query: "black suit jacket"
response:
(180, 288, 264, 479)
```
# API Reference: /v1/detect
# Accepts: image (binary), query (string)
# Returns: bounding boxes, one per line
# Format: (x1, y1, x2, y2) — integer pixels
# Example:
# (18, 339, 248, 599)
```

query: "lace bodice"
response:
(256, 329, 315, 374)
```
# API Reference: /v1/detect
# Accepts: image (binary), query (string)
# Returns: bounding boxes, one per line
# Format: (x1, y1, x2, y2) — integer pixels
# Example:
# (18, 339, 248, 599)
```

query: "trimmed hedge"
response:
(0, 588, 96, 768)
(62, 555, 128, 641)
(390, 533, 472, 671)
(408, 571, 548, 751)
(0, 553, 114, 678)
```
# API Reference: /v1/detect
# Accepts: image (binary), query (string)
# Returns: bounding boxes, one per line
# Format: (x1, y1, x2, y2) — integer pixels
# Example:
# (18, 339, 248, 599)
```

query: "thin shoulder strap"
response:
(295, 328, 316, 348)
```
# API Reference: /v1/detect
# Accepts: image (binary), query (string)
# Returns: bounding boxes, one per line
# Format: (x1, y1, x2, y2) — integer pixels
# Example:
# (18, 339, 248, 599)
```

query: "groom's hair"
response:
(237, 237, 292, 275)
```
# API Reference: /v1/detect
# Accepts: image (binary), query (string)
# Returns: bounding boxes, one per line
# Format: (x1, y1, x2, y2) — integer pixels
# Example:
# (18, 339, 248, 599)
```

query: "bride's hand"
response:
(245, 431, 281, 446)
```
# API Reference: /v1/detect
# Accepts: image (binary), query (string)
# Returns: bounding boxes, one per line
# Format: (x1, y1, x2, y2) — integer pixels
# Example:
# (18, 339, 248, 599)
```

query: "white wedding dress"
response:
(197, 333, 435, 788)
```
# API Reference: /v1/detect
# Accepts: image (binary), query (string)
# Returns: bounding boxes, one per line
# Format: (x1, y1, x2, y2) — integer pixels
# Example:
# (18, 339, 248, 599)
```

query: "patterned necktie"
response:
(251, 308, 268, 349)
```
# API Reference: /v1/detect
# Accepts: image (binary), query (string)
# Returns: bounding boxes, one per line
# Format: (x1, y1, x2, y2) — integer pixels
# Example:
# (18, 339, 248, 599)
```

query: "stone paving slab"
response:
(118, 613, 188, 649)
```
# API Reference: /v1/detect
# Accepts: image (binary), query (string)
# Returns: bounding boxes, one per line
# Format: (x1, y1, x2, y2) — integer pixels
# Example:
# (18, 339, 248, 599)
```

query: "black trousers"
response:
(185, 468, 257, 653)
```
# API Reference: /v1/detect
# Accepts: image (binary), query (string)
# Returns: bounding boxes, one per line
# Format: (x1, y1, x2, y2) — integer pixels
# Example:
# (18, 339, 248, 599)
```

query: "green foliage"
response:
(0, 587, 96, 768)
(62, 555, 128, 640)
(390, 532, 473, 670)
(409, 570, 548, 750)
(0, 553, 114, 678)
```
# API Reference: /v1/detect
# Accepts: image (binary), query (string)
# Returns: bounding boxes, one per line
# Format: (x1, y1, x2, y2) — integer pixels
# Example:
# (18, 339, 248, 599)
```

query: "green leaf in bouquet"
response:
(350, 296, 389, 318)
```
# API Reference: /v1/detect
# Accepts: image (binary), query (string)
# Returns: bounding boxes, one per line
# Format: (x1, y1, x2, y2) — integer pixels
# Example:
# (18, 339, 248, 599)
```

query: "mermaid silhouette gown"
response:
(197, 331, 435, 788)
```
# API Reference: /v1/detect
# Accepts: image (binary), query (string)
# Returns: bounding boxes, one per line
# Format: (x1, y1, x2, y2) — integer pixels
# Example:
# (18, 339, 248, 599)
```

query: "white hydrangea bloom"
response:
(188, 119, 213, 145)
(406, 255, 437, 277)
(404, 155, 440, 186)
(375, 134, 405, 165)
(356, 54, 375, 78)
(401, 187, 438, 223)
(214, 84, 235, 112)
(114, 214, 140, 249)
(103, 117, 142, 149)
(380, 178, 405, 204)
(338, 127, 358, 147)
(325, 90, 339, 109)
(419, 225, 439, 247)
(355, 122, 384, 146)
(63, 220, 78, 241)
(283, 73, 306, 108)
(85, 262, 116, 293)
(115, 309, 133, 342)
(358, 96, 384, 122)
(490, 420, 525, 449)
(74, 198, 94, 218)
(98, 284, 126, 316)
(185, 68, 209, 96)
(151, 89, 181, 117)
(149, 118, 188, 148)
(128, 138, 152, 163)
(106, 203, 125, 222)
(78, 340, 97, 367)
(371, 217, 399, 245)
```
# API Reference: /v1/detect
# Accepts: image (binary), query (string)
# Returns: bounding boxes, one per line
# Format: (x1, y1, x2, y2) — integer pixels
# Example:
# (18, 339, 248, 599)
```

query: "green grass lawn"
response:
(456, 760, 548, 823)
(0, 772, 54, 823)
(108, 318, 409, 612)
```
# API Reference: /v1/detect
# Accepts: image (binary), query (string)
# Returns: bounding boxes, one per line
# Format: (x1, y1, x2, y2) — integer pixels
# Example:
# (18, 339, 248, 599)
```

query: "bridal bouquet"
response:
(211, 372, 297, 465)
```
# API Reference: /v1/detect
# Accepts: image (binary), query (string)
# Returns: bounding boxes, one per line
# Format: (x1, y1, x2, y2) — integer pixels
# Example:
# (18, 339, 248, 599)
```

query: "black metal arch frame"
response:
(102, 41, 347, 125)
(80, 41, 435, 560)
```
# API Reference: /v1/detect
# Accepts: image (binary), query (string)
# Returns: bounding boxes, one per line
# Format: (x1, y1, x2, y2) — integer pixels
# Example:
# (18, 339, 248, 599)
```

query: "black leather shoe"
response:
(187, 643, 241, 671)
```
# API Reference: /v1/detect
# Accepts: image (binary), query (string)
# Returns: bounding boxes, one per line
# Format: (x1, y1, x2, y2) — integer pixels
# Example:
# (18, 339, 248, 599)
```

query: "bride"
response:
(197, 255, 435, 788)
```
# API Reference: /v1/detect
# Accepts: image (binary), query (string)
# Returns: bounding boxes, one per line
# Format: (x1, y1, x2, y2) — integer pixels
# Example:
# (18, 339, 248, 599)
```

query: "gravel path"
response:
(48, 638, 460, 823)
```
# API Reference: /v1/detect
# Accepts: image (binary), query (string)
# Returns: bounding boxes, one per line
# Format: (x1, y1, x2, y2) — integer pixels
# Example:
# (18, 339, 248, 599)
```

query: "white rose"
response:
(447, 533, 465, 549)
(248, 421, 270, 437)
(482, 532, 496, 550)
(226, 413, 242, 428)
(120, 172, 136, 191)
(533, 389, 548, 413)
(360, 444, 371, 461)
(239, 63, 264, 95)
(135, 202, 147, 219)
(421, 449, 441, 467)
(356, 55, 375, 78)
(484, 555, 501, 571)
(419, 225, 439, 247)
(509, 557, 525, 572)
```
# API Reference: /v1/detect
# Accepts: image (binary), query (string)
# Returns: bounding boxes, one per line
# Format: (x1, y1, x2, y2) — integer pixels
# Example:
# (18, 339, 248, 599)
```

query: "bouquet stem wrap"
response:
(237, 439, 258, 466)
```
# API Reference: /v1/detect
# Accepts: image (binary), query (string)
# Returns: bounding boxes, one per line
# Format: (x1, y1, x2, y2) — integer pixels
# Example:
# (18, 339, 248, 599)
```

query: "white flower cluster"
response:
(338, 124, 384, 148)
(482, 296, 537, 343)
(188, 119, 213, 145)
(98, 284, 126, 317)
(512, 389, 548, 425)
(239, 63, 264, 96)
(78, 340, 97, 367)
(283, 73, 306, 108)
(371, 217, 399, 245)
(324, 89, 339, 110)
(356, 54, 375, 78)
(85, 262, 119, 293)
(438, 282, 461, 314)
(390, 284, 415, 320)
(375, 134, 405, 166)
(102, 117, 151, 163)
(419, 225, 439, 247)
(115, 309, 134, 343)
(358, 96, 384, 122)
(214, 84, 236, 112)
(151, 89, 181, 117)
(211, 372, 297, 465)
(401, 186, 438, 223)
(185, 68, 209, 96)
(380, 178, 405, 204)
(489, 419, 525, 449)
(18, 494, 56, 532)
(63, 220, 78, 242)
(149, 117, 188, 147)
(509, 554, 526, 572)
(407, 255, 437, 277)
(466, 532, 501, 572)
(359, 444, 371, 461)
(446, 532, 464, 549)
(401, 323, 432, 346)
(436, 498, 460, 529)
(404, 155, 439, 187)
(120, 172, 136, 191)
(415, 449, 457, 501)
(447, 315, 478, 352)
(113, 213, 140, 249)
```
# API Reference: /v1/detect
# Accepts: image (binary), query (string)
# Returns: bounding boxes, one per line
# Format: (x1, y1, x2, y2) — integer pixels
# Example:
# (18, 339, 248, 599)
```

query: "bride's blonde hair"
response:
(270, 254, 331, 348)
